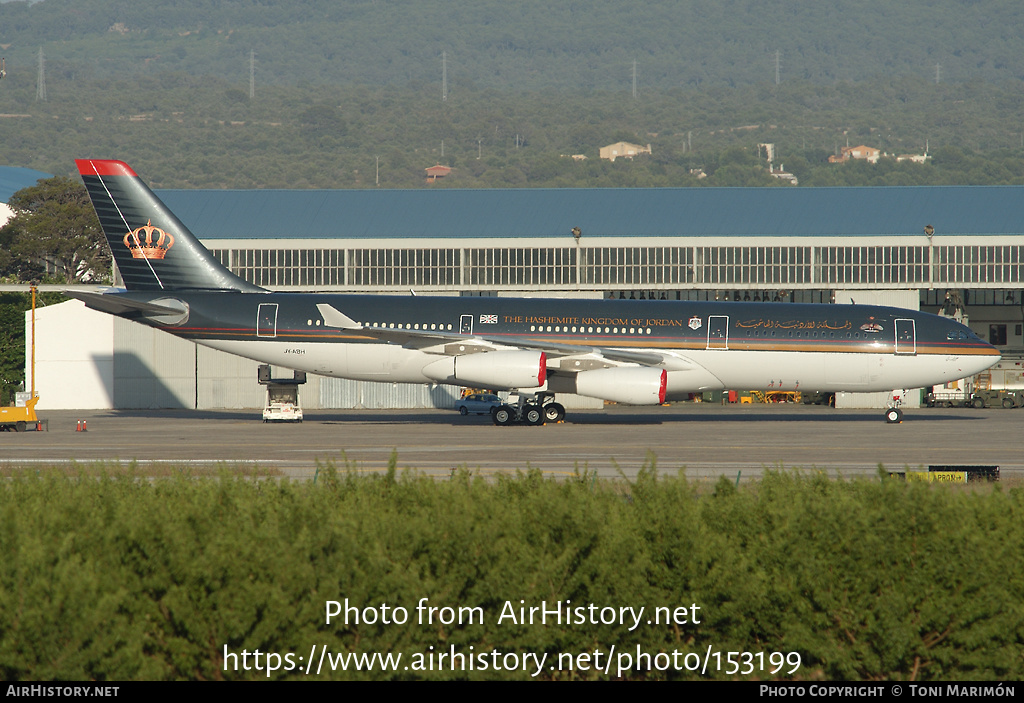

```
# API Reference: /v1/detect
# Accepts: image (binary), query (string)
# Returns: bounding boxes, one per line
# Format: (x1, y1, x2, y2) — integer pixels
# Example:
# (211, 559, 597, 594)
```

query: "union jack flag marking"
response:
(480, 314, 498, 324)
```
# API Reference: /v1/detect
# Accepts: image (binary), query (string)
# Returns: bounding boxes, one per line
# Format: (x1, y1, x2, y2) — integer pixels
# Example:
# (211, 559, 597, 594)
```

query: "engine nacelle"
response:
(421, 351, 546, 389)
(556, 366, 667, 405)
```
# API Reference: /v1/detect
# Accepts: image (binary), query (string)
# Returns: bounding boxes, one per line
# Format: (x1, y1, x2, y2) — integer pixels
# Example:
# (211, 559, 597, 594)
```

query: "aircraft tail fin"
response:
(76, 159, 263, 292)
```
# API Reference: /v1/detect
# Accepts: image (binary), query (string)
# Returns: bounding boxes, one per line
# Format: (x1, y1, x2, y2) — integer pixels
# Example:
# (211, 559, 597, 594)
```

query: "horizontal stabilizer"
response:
(65, 290, 186, 317)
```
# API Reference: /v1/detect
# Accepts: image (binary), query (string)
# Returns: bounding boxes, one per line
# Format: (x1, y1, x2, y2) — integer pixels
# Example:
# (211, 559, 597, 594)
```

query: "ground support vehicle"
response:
(969, 389, 1023, 409)
(801, 391, 836, 407)
(0, 395, 39, 432)
(925, 391, 971, 408)
(259, 365, 306, 422)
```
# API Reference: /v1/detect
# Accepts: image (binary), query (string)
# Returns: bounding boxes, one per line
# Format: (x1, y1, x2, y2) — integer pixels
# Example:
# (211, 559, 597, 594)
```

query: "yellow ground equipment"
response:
(0, 396, 39, 432)
(1, 285, 40, 431)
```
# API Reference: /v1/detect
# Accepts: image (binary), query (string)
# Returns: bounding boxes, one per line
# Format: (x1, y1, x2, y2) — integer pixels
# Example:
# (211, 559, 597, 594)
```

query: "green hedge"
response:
(0, 463, 1020, 680)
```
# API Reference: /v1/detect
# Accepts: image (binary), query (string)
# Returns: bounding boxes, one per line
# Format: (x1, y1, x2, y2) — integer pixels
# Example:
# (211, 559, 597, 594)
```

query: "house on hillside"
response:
(897, 153, 930, 164)
(425, 164, 452, 183)
(829, 145, 881, 164)
(769, 165, 798, 185)
(758, 143, 797, 184)
(599, 142, 652, 162)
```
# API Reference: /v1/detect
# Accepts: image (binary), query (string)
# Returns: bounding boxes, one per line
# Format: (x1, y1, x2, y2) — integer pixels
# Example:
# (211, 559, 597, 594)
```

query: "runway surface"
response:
(2, 403, 1020, 483)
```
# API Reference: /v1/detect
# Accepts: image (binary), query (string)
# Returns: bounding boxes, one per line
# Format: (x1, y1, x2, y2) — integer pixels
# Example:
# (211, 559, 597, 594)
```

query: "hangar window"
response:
(218, 248, 347, 287)
(698, 247, 810, 285)
(467, 248, 575, 287)
(350, 248, 460, 287)
(936, 246, 1024, 284)
(815, 246, 929, 285)
(580, 247, 693, 286)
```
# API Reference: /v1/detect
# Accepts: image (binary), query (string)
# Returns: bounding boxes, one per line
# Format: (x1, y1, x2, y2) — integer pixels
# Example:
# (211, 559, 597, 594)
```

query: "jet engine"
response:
(551, 366, 667, 405)
(422, 351, 546, 389)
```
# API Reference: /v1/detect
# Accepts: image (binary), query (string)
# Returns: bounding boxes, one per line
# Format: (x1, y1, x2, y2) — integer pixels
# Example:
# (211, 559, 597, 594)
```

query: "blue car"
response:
(455, 393, 503, 416)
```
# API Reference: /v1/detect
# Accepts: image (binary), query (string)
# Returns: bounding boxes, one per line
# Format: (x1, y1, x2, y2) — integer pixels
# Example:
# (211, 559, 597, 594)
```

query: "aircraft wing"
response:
(316, 303, 688, 370)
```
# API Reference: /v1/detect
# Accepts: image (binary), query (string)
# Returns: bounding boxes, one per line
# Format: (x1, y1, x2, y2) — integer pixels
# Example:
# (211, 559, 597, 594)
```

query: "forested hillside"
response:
(2, 74, 1022, 190)
(2, 0, 1024, 89)
(0, 0, 1023, 189)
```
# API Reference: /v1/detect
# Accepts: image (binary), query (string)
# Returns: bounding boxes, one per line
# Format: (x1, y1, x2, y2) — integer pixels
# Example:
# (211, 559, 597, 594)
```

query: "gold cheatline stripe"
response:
(176, 328, 998, 357)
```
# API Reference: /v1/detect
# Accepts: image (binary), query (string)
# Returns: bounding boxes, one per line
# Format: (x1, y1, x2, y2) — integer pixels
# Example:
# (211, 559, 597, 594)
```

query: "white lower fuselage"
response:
(199, 338, 994, 397)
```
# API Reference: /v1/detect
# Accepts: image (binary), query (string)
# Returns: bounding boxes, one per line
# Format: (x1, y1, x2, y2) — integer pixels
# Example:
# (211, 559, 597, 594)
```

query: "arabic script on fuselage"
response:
(736, 319, 853, 331)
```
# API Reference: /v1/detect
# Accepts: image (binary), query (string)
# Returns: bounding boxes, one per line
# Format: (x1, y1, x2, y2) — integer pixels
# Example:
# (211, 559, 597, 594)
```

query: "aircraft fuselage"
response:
(107, 291, 998, 397)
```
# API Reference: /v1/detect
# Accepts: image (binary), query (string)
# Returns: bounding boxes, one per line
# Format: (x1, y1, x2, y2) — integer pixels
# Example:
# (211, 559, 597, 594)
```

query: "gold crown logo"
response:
(123, 220, 175, 259)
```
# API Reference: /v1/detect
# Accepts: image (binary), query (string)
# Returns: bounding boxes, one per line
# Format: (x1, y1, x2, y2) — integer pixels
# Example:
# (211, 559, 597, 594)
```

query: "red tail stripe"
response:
(75, 159, 138, 178)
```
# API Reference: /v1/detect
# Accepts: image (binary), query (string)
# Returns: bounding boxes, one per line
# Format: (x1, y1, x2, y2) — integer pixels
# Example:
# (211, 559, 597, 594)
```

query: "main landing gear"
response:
(492, 391, 565, 427)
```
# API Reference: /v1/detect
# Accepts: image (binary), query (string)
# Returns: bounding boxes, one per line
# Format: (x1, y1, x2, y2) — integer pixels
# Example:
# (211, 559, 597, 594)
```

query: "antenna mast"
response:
(36, 47, 46, 101)
(442, 51, 447, 102)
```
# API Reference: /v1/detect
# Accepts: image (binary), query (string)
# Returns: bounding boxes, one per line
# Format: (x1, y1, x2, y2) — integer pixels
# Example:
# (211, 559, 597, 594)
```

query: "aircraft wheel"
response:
(524, 404, 544, 426)
(493, 405, 515, 426)
(543, 402, 566, 423)
(884, 408, 903, 424)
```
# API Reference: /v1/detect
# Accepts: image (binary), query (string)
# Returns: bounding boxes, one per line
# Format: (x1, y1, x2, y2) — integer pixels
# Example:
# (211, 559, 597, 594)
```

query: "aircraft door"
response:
(707, 316, 729, 350)
(894, 318, 916, 355)
(460, 314, 474, 335)
(257, 303, 279, 338)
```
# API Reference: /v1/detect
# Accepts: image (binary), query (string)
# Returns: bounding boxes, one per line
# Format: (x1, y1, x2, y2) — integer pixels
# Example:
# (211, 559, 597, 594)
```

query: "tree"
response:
(0, 290, 65, 405)
(1, 177, 110, 284)
(298, 104, 348, 136)
(0, 294, 26, 405)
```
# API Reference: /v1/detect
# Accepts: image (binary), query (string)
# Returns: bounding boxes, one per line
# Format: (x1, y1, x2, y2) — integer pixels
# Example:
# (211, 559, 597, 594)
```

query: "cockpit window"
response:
(946, 328, 978, 341)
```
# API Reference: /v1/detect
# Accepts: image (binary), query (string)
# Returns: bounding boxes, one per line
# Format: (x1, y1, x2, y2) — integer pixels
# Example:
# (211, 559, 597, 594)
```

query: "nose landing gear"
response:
(885, 389, 905, 424)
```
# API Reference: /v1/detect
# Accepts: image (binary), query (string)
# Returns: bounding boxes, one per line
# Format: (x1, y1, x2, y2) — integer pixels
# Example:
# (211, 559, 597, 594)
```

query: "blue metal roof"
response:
(154, 186, 1024, 240)
(0, 167, 52, 203)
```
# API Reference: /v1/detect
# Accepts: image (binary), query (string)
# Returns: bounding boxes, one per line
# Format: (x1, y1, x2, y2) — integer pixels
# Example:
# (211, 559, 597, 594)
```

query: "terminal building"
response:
(7, 168, 1024, 410)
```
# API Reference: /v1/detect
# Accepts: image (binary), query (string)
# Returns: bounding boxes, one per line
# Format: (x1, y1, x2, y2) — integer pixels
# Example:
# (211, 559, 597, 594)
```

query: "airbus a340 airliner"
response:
(70, 159, 999, 425)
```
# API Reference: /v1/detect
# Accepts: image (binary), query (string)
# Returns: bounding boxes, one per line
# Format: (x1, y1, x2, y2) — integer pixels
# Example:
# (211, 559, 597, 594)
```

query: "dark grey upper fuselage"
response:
(100, 290, 993, 358)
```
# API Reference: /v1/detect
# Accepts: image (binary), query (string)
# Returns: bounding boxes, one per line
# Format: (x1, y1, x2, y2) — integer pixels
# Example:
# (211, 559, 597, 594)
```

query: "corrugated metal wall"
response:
(196, 346, 272, 409)
(28, 300, 115, 410)
(317, 379, 602, 410)
(113, 319, 196, 409)
(319, 378, 460, 409)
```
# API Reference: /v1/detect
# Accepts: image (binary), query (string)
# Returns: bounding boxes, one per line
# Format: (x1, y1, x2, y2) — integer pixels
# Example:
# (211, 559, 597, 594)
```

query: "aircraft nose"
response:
(967, 345, 1001, 376)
